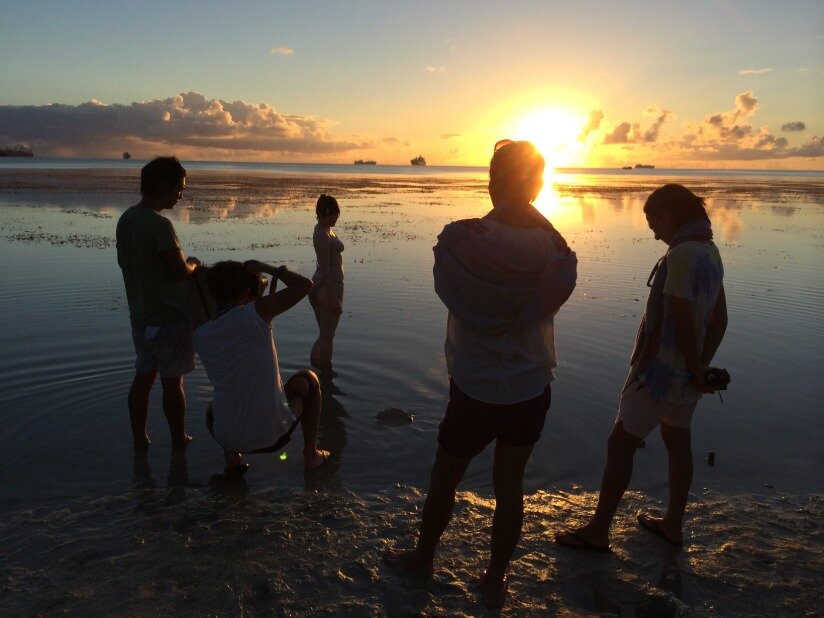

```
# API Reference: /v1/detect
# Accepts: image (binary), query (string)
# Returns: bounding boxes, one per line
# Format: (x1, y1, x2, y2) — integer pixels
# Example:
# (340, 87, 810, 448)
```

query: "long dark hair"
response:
(643, 184, 710, 226)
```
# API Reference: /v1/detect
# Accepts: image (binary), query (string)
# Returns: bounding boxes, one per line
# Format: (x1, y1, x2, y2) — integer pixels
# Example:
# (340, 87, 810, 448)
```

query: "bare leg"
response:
(309, 292, 324, 365)
(160, 375, 192, 448)
(556, 422, 641, 549)
(128, 370, 157, 449)
(384, 446, 471, 577)
(309, 289, 341, 366)
(286, 371, 330, 468)
(645, 423, 692, 544)
(483, 441, 534, 608)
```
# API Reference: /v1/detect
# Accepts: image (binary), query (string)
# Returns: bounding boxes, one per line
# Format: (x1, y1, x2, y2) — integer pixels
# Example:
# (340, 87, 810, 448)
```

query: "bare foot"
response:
(480, 571, 507, 609)
(172, 434, 193, 449)
(383, 547, 434, 579)
(304, 449, 331, 469)
(554, 524, 611, 553)
(637, 513, 683, 546)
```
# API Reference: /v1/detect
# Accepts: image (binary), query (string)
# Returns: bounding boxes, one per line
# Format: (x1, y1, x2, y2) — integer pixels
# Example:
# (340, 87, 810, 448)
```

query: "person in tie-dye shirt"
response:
(556, 184, 728, 552)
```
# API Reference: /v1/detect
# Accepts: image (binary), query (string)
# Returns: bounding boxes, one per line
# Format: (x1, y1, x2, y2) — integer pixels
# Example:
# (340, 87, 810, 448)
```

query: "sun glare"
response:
(512, 108, 586, 170)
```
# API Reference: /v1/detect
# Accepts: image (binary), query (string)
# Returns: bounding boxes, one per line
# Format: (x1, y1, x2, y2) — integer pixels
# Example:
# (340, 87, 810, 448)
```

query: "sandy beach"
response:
(0, 166, 822, 615)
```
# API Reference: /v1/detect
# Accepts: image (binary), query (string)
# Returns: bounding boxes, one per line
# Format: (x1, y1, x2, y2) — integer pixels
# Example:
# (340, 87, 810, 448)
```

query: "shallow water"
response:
(0, 167, 822, 614)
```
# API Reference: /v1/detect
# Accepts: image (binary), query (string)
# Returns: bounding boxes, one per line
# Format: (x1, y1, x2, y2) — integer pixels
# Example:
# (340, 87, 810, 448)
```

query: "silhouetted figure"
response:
(384, 140, 577, 608)
(309, 194, 344, 368)
(116, 157, 201, 450)
(194, 260, 330, 476)
(556, 184, 727, 552)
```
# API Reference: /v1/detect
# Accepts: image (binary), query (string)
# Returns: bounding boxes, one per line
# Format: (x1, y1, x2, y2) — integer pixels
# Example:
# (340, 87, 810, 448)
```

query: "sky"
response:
(0, 0, 822, 168)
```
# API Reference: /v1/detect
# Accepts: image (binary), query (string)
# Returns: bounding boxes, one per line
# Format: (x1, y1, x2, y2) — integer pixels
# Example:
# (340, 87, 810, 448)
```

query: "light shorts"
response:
(131, 319, 195, 378)
(616, 379, 700, 439)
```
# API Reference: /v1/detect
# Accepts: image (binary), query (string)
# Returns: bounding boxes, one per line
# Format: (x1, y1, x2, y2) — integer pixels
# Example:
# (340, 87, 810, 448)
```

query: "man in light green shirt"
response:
(116, 157, 199, 449)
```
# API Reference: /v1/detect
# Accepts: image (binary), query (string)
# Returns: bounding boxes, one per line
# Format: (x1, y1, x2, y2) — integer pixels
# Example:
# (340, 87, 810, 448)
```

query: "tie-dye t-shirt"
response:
(640, 241, 724, 403)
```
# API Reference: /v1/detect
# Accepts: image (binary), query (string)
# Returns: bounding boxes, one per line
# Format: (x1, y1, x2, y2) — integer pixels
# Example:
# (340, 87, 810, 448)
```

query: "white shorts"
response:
(616, 380, 700, 439)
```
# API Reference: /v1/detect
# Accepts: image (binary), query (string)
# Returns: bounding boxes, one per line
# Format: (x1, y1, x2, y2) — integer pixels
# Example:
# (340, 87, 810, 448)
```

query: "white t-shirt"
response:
(444, 221, 561, 404)
(193, 303, 295, 453)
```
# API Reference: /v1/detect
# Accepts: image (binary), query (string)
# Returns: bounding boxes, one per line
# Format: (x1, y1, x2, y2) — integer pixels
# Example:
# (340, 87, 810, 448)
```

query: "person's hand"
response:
(186, 256, 202, 267)
(243, 259, 270, 275)
(691, 365, 716, 393)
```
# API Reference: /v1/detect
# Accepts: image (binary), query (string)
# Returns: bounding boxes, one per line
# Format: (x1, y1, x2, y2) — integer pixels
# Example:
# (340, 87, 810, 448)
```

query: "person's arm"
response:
(160, 249, 199, 281)
(245, 260, 312, 323)
(699, 285, 728, 366)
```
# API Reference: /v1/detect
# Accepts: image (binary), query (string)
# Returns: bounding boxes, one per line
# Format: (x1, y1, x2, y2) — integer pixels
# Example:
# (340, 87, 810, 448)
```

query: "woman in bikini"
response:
(309, 194, 344, 368)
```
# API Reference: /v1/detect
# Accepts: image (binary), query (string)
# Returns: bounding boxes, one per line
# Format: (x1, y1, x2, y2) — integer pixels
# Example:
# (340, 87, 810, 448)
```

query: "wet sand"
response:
(1, 481, 820, 616)
(0, 167, 822, 614)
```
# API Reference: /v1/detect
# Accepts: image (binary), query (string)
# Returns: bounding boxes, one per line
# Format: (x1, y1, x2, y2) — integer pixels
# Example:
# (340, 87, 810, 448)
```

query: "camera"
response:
(703, 367, 730, 390)
(248, 272, 269, 298)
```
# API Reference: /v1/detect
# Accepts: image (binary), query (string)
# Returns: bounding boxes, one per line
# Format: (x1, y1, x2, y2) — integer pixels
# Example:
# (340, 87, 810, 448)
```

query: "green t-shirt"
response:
(116, 205, 186, 325)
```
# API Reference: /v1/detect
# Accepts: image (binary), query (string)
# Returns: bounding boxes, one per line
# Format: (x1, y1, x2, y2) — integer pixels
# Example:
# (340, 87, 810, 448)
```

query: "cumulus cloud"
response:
(642, 106, 672, 142)
(671, 92, 821, 160)
(578, 110, 603, 142)
(737, 67, 773, 75)
(602, 106, 671, 145)
(701, 91, 759, 142)
(424, 66, 446, 73)
(603, 122, 633, 145)
(0, 92, 364, 158)
(270, 47, 295, 56)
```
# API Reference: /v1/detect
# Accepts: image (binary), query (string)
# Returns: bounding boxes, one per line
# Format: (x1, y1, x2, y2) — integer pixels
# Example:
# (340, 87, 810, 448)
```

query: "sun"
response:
(512, 108, 586, 169)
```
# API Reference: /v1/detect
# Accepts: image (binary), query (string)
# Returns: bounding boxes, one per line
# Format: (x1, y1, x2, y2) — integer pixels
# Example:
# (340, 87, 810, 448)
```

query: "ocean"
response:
(0, 160, 821, 615)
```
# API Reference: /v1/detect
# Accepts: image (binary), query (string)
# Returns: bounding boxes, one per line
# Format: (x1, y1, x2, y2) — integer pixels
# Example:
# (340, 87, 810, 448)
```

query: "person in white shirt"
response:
(383, 140, 577, 608)
(193, 260, 331, 476)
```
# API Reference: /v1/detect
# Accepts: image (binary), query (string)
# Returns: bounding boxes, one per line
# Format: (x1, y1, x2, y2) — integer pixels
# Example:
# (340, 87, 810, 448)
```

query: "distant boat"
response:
(621, 166, 632, 170)
(410, 155, 426, 166)
(123, 152, 132, 160)
(0, 145, 33, 158)
(353, 159, 376, 165)
(634, 163, 654, 169)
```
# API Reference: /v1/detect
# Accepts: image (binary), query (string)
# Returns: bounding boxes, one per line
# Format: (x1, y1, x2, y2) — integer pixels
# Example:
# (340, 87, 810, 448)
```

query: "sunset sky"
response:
(0, 1, 821, 168)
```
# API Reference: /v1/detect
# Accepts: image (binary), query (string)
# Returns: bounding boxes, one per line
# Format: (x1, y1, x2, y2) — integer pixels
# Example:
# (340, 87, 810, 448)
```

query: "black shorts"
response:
(437, 378, 551, 459)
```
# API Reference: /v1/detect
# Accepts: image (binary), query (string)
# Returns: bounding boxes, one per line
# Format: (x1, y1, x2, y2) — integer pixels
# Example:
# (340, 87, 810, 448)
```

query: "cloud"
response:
(642, 106, 672, 142)
(441, 133, 461, 139)
(672, 93, 820, 161)
(0, 92, 364, 158)
(382, 136, 410, 146)
(578, 110, 603, 142)
(701, 91, 759, 141)
(270, 47, 295, 56)
(424, 66, 446, 73)
(602, 106, 670, 145)
(603, 121, 632, 145)
(737, 67, 773, 75)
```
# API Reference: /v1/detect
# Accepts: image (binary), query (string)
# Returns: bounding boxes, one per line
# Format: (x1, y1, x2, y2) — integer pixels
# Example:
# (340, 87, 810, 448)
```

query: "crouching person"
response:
(193, 260, 331, 476)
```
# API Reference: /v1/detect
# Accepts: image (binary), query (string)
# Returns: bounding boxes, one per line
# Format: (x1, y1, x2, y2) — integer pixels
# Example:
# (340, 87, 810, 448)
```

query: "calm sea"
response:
(0, 162, 822, 614)
(0, 162, 822, 517)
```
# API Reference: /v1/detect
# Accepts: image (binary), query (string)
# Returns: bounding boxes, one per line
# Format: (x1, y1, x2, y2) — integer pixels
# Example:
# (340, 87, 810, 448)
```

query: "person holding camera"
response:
(193, 260, 330, 476)
(556, 183, 728, 552)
